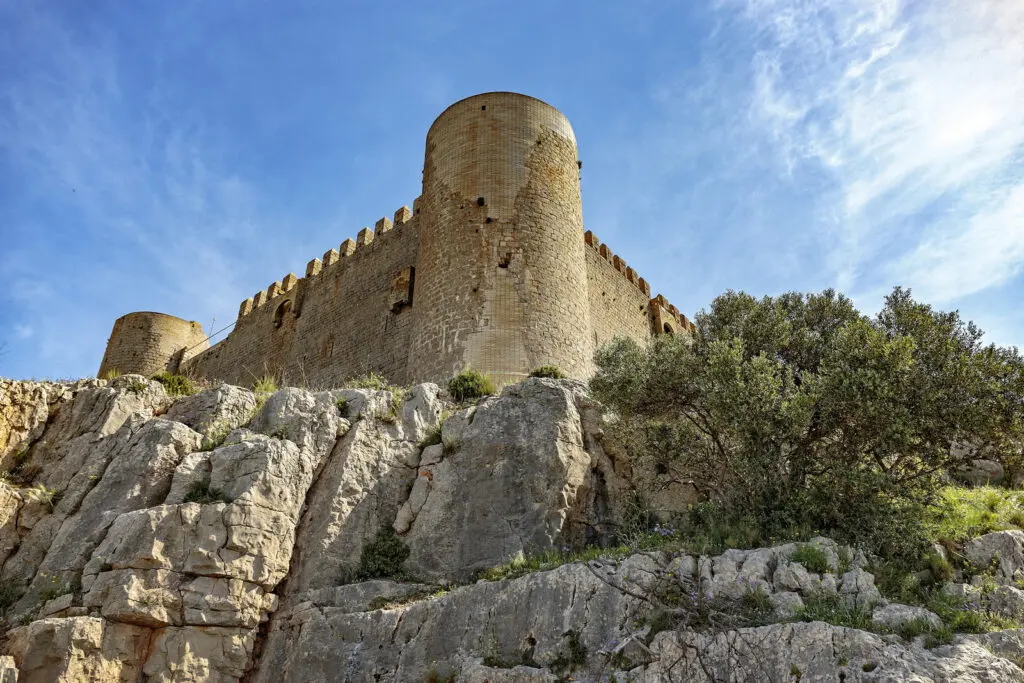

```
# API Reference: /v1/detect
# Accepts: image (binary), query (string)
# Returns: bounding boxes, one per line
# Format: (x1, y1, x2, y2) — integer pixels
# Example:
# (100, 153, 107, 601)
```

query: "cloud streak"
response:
(733, 0, 1024, 302)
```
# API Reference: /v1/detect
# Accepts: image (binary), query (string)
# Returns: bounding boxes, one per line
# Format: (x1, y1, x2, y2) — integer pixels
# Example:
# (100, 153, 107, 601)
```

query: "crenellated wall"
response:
(99, 92, 693, 387)
(183, 206, 420, 386)
(583, 230, 693, 348)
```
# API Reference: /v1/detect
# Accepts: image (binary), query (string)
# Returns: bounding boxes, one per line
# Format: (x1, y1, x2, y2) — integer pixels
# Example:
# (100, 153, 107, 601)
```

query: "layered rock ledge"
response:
(0, 376, 1022, 681)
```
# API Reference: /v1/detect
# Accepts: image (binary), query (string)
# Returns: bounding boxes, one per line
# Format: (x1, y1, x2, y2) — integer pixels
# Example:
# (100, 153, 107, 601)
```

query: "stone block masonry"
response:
(98, 92, 692, 387)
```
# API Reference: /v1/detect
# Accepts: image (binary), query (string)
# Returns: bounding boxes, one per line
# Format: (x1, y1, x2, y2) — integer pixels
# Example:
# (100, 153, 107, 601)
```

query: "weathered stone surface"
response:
(872, 602, 943, 631)
(965, 531, 1024, 583)
(957, 459, 1006, 486)
(248, 388, 342, 462)
(401, 380, 595, 581)
(164, 384, 258, 440)
(0, 379, 75, 460)
(280, 388, 437, 594)
(252, 560, 645, 683)
(5, 377, 1024, 683)
(644, 622, 1024, 682)
(0, 656, 16, 683)
(840, 568, 885, 610)
(142, 626, 255, 683)
(11, 617, 150, 683)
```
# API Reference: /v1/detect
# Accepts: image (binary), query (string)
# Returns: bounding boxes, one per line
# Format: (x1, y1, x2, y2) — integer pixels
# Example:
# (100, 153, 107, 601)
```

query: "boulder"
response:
(965, 531, 1024, 583)
(871, 603, 943, 632)
(401, 380, 594, 581)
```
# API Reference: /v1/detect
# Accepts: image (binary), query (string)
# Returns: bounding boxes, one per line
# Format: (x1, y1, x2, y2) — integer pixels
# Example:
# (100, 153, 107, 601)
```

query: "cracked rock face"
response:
(0, 377, 1022, 682)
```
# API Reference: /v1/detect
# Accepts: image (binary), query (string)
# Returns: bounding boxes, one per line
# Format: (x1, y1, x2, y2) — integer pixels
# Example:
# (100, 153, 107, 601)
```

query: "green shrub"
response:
(0, 583, 21, 614)
(419, 418, 445, 449)
(529, 365, 565, 379)
(336, 396, 347, 414)
(345, 372, 394, 391)
(591, 287, 1024, 560)
(448, 368, 495, 402)
(200, 419, 233, 451)
(354, 527, 410, 581)
(796, 594, 873, 630)
(152, 372, 195, 397)
(790, 544, 831, 574)
(252, 375, 278, 393)
(183, 479, 232, 505)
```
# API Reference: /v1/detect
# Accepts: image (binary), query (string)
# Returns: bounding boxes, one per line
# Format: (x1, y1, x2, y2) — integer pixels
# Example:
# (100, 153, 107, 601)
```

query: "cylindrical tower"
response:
(97, 312, 208, 378)
(408, 92, 594, 384)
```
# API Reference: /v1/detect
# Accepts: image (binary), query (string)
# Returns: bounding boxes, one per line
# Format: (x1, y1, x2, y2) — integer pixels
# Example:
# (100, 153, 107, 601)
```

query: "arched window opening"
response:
(273, 300, 293, 329)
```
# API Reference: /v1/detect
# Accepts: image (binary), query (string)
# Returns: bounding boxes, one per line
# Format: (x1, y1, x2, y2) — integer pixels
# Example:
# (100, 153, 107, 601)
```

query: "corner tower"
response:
(97, 312, 208, 378)
(408, 92, 594, 383)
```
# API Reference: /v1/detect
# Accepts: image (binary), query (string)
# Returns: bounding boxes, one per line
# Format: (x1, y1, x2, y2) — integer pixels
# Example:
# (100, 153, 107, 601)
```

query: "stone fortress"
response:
(98, 92, 692, 387)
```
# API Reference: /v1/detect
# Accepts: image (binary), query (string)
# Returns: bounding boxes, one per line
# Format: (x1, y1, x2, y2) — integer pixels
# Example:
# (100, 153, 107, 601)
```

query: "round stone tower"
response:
(408, 92, 594, 384)
(97, 312, 208, 378)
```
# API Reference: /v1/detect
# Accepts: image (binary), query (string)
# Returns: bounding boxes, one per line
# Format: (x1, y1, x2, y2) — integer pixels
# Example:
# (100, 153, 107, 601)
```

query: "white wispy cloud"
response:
(732, 0, 1024, 303)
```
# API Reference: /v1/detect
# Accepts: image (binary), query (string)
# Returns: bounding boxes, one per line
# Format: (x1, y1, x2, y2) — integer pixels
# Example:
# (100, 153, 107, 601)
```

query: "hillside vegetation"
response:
(593, 286, 1024, 561)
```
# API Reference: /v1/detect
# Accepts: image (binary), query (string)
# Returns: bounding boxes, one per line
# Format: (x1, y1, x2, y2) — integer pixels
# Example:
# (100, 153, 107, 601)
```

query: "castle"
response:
(98, 92, 692, 387)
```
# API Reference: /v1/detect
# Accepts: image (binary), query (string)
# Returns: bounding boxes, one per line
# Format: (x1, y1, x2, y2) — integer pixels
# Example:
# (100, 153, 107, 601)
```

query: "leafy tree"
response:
(592, 287, 1024, 558)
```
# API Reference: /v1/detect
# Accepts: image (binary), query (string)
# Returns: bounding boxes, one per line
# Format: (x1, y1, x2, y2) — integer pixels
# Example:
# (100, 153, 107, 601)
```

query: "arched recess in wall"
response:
(663, 322, 675, 335)
(273, 300, 293, 329)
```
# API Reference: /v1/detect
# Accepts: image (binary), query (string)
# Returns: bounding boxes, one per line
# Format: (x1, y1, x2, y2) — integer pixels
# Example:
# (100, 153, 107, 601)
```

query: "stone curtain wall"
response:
(98, 313, 208, 379)
(583, 239, 653, 350)
(184, 211, 420, 387)
(408, 92, 595, 384)
(100, 92, 692, 387)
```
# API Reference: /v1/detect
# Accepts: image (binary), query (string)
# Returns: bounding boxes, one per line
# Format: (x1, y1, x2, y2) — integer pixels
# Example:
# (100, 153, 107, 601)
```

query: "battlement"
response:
(237, 205, 416, 321)
(107, 92, 694, 388)
(583, 230, 693, 335)
(584, 231, 651, 297)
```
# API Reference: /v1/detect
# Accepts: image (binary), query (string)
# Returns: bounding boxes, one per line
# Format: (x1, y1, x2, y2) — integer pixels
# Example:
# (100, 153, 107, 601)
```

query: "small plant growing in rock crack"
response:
(347, 526, 411, 582)
(447, 368, 495, 403)
(422, 666, 455, 683)
(550, 629, 587, 675)
(24, 484, 62, 512)
(790, 544, 831, 574)
(795, 594, 873, 630)
(0, 582, 22, 615)
(345, 372, 399, 392)
(252, 375, 278, 394)
(335, 396, 347, 414)
(183, 479, 233, 505)
(528, 365, 565, 379)
(37, 574, 71, 603)
(151, 372, 195, 397)
(200, 419, 233, 451)
(419, 411, 451, 449)
(377, 394, 404, 424)
(127, 379, 147, 394)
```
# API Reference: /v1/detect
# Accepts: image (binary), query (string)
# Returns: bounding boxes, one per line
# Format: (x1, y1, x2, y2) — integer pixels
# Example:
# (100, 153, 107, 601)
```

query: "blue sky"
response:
(2, 0, 1022, 380)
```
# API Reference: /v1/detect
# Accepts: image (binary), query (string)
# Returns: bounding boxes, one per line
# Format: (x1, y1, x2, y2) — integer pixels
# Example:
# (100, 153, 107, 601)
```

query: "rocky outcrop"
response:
(0, 376, 1022, 681)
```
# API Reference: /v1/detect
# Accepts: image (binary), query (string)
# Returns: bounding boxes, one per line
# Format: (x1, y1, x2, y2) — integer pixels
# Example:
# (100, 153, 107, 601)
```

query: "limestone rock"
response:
(769, 591, 804, 618)
(12, 617, 150, 683)
(0, 656, 16, 683)
(957, 459, 1006, 486)
(872, 603, 943, 631)
(0, 379, 75, 460)
(965, 531, 1024, 583)
(164, 384, 258, 440)
(401, 379, 594, 581)
(840, 568, 884, 610)
(645, 622, 1024, 682)
(142, 626, 255, 683)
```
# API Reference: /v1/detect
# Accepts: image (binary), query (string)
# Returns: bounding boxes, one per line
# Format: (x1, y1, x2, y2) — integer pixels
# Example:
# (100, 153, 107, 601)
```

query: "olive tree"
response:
(592, 287, 1024, 557)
